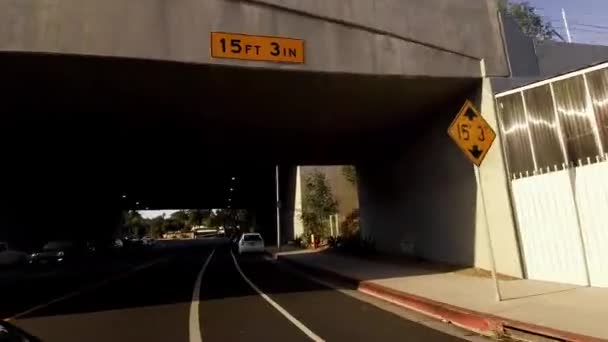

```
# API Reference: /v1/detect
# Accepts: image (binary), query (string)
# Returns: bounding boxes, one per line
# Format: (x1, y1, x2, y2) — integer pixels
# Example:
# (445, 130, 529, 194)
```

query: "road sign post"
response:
(276, 165, 281, 252)
(448, 100, 502, 302)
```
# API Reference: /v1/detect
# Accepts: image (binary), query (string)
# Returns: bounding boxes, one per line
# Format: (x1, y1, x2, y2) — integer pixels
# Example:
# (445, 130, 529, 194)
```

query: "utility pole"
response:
(275, 165, 281, 251)
(562, 8, 573, 43)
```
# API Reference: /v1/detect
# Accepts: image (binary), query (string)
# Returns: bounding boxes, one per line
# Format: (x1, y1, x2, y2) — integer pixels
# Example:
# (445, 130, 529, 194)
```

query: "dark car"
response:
(0, 319, 42, 342)
(29, 240, 87, 265)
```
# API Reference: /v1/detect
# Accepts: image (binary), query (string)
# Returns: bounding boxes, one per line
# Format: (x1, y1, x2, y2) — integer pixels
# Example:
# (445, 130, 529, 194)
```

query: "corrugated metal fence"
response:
(496, 63, 608, 287)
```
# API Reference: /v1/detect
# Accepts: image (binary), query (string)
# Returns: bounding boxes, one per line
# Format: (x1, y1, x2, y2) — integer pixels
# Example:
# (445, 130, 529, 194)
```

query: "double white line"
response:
(188, 249, 324, 342)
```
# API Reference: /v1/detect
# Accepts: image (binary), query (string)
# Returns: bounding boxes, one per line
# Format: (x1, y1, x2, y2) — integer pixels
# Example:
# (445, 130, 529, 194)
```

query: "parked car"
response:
(0, 242, 29, 268)
(113, 238, 124, 248)
(141, 237, 155, 246)
(29, 240, 86, 265)
(237, 233, 265, 254)
(122, 237, 143, 249)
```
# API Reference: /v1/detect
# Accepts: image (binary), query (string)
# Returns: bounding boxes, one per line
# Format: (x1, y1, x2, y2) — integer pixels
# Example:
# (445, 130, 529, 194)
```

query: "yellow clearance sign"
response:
(447, 100, 497, 166)
(211, 32, 305, 64)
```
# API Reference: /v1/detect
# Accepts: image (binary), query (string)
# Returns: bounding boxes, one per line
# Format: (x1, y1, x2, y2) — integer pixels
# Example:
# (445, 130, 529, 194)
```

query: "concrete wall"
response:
(0, 0, 508, 78)
(248, 0, 508, 76)
(358, 63, 523, 277)
(500, 13, 540, 77)
(278, 165, 299, 243)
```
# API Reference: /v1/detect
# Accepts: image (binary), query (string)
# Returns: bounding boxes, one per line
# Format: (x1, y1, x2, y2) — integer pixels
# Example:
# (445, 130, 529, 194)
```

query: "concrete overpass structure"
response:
(0, 0, 524, 277)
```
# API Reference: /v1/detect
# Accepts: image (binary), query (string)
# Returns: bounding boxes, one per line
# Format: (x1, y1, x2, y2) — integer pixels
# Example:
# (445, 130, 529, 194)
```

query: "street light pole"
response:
(562, 8, 573, 43)
(275, 165, 281, 251)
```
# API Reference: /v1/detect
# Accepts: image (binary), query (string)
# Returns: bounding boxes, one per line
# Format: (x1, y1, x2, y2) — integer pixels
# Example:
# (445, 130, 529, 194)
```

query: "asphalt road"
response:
(2, 239, 490, 342)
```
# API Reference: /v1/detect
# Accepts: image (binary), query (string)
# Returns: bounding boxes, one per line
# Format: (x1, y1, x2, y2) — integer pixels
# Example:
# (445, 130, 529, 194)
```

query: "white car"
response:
(141, 237, 155, 246)
(238, 233, 265, 254)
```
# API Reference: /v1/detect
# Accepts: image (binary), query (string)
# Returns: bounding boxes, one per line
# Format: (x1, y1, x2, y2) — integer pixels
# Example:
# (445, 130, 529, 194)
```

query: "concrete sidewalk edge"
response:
(272, 252, 607, 342)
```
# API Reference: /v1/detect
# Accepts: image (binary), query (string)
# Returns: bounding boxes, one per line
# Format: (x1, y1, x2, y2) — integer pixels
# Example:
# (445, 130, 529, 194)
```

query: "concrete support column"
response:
(357, 76, 523, 278)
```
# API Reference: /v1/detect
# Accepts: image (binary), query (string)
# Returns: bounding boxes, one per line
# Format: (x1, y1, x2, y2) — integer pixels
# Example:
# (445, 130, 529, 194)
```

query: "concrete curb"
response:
(273, 253, 607, 342)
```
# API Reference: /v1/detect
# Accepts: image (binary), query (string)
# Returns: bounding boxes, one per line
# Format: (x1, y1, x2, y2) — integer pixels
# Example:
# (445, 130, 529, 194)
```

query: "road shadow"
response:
(5, 242, 356, 323)
(0, 240, 214, 320)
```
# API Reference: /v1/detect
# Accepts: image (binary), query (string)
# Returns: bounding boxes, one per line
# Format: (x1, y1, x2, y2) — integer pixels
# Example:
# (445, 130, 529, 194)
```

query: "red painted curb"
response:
(276, 254, 607, 342)
(358, 281, 500, 336)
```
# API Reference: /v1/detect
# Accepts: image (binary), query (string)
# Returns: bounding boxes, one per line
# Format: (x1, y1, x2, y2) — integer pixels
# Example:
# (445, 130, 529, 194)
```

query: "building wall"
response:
(0, 0, 508, 78)
(358, 62, 523, 277)
(499, 13, 540, 77)
(492, 13, 608, 94)
(536, 42, 608, 77)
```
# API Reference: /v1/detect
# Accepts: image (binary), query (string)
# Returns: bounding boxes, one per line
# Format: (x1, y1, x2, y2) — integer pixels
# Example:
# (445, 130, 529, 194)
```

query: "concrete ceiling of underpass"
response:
(0, 52, 479, 211)
(2, 52, 479, 164)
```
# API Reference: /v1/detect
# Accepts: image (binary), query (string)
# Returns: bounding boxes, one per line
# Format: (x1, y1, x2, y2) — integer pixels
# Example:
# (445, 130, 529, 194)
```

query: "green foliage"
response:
(186, 209, 210, 227)
(340, 209, 360, 238)
(500, 1, 558, 42)
(170, 211, 189, 230)
(341, 165, 357, 185)
(148, 216, 166, 238)
(123, 211, 147, 237)
(293, 235, 304, 248)
(301, 171, 338, 238)
(121, 208, 247, 238)
(123, 209, 253, 238)
(327, 236, 339, 248)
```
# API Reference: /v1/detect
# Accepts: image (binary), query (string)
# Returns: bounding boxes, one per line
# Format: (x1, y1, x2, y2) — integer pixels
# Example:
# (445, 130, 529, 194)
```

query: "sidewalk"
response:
(267, 247, 608, 341)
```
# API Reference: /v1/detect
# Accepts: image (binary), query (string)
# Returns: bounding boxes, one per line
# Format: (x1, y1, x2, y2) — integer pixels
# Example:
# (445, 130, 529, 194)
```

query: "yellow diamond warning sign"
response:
(448, 100, 496, 166)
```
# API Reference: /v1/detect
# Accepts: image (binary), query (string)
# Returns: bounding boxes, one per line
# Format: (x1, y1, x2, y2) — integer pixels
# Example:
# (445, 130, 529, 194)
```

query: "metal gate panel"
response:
(575, 160, 608, 287)
(512, 171, 588, 286)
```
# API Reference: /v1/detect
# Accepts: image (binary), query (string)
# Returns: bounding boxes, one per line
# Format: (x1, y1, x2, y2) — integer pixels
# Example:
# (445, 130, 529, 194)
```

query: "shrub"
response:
(340, 209, 360, 237)
(301, 170, 338, 241)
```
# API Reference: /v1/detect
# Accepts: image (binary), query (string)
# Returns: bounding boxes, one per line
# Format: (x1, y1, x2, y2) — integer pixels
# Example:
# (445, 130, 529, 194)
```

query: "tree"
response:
(186, 209, 210, 227)
(170, 211, 189, 230)
(163, 217, 182, 232)
(301, 171, 338, 238)
(499, 1, 560, 42)
(149, 216, 167, 238)
(122, 210, 148, 237)
(339, 209, 359, 237)
(341, 165, 357, 185)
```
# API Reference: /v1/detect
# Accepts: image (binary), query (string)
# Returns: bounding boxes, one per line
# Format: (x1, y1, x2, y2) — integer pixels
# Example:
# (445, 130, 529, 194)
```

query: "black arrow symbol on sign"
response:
(464, 109, 478, 121)
(469, 145, 483, 159)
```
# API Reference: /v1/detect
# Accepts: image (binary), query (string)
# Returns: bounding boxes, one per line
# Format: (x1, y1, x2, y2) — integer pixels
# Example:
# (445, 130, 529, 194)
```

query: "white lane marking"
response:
(189, 249, 215, 342)
(230, 251, 325, 342)
(4, 258, 167, 322)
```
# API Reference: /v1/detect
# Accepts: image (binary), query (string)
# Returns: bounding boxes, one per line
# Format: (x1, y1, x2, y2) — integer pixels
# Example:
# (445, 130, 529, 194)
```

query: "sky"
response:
(138, 209, 221, 219)
(139, 210, 178, 219)
(526, 0, 608, 45)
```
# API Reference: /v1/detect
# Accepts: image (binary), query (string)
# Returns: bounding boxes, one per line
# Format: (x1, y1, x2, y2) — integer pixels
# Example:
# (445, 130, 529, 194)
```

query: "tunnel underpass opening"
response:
(1, 51, 482, 259)
(122, 208, 259, 240)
